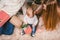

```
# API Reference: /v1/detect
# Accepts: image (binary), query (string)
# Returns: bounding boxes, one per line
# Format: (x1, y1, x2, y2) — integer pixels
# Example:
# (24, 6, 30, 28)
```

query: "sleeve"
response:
(0, 10, 10, 27)
(1, 0, 26, 17)
(22, 2, 27, 16)
(0, 0, 5, 10)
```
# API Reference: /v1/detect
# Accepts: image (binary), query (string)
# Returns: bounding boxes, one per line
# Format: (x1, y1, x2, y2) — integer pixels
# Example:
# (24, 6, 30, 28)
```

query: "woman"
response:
(0, 0, 25, 35)
(38, 0, 60, 31)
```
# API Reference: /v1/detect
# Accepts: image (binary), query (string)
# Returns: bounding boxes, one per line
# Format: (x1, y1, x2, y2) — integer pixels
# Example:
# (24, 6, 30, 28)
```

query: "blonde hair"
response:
(26, 5, 34, 17)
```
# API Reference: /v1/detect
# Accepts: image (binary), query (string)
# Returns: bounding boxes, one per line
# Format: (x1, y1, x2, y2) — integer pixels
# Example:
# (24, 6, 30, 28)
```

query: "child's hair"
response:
(26, 4, 32, 9)
(26, 0, 33, 6)
(26, 4, 34, 17)
(42, 0, 59, 30)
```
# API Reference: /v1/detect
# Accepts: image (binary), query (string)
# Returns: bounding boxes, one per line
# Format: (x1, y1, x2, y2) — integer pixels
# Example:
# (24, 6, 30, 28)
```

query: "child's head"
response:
(26, 5, 34, 18)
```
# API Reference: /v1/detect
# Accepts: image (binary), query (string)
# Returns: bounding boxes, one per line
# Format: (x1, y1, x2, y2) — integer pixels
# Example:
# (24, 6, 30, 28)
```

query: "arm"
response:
(10, 16, 22, 28)
(34, 4, 43, 14)
(0, 0, 26, 27)
(22, 1, 27, 16)
(0, 0, 5, 10)
(2, 0, 26, 17)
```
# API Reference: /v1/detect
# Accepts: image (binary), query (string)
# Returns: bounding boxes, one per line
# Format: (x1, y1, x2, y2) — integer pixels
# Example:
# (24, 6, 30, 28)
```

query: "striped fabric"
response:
(0, 10, 10, 27)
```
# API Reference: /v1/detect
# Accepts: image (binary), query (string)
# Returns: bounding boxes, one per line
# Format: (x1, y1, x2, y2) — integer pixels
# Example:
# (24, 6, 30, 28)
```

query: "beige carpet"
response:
(0, 26, 60, 40)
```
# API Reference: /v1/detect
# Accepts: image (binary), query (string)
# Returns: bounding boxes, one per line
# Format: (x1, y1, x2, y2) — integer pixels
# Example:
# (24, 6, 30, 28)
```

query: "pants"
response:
(29, 24, 36, 34)
(0, 21, 14, 35)
(22, 24, 36, 34)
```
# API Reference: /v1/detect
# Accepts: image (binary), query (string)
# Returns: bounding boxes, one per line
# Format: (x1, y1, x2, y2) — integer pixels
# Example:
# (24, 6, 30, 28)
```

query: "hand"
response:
(10, 16, 22, 28)
(34, 5, 43, 14)
(43, 4, 46, 10)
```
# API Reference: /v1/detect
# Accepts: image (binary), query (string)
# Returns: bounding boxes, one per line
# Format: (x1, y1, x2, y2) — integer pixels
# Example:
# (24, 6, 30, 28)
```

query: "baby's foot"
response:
(31, 34, 35, 37)
(21, 30, 25, 35)
(31, 33, 35, 37)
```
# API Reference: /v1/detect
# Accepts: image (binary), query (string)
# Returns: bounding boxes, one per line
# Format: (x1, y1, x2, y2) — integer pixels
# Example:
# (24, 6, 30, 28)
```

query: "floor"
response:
(0, 26, 60, 40)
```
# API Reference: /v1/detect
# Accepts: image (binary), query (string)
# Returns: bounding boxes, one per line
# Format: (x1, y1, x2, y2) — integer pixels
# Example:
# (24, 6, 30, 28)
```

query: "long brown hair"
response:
(42, 2, 59, 30)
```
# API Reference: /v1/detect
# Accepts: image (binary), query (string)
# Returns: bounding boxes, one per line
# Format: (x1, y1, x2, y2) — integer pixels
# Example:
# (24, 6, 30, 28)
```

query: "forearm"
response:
(22, 1, 27, 16)
(34, 5, 43, 14)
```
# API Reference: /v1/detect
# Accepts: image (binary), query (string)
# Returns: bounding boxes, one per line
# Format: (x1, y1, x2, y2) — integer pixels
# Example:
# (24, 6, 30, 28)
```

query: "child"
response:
(0, 0, 26, 35)
(21, 5, 38, 37)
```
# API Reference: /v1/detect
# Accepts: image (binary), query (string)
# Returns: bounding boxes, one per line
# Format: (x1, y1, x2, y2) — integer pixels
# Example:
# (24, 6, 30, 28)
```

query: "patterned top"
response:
(24, 15, 38, 27)
(0, 0, 25, 17)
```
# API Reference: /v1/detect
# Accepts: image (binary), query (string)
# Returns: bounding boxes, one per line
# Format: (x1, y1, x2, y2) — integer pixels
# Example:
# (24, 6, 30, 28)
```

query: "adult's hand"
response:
(10, 16, 22, 28)
(34, 4, 43, 14)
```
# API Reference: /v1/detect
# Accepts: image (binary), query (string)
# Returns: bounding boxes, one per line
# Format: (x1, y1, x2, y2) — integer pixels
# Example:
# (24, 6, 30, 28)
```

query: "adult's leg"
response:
(2, 21, 14, 35)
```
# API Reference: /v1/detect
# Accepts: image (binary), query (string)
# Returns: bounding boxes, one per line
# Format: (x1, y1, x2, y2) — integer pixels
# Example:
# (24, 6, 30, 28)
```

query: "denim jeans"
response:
(0, 21, 14, 35)
(28, 24, 36, 34)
